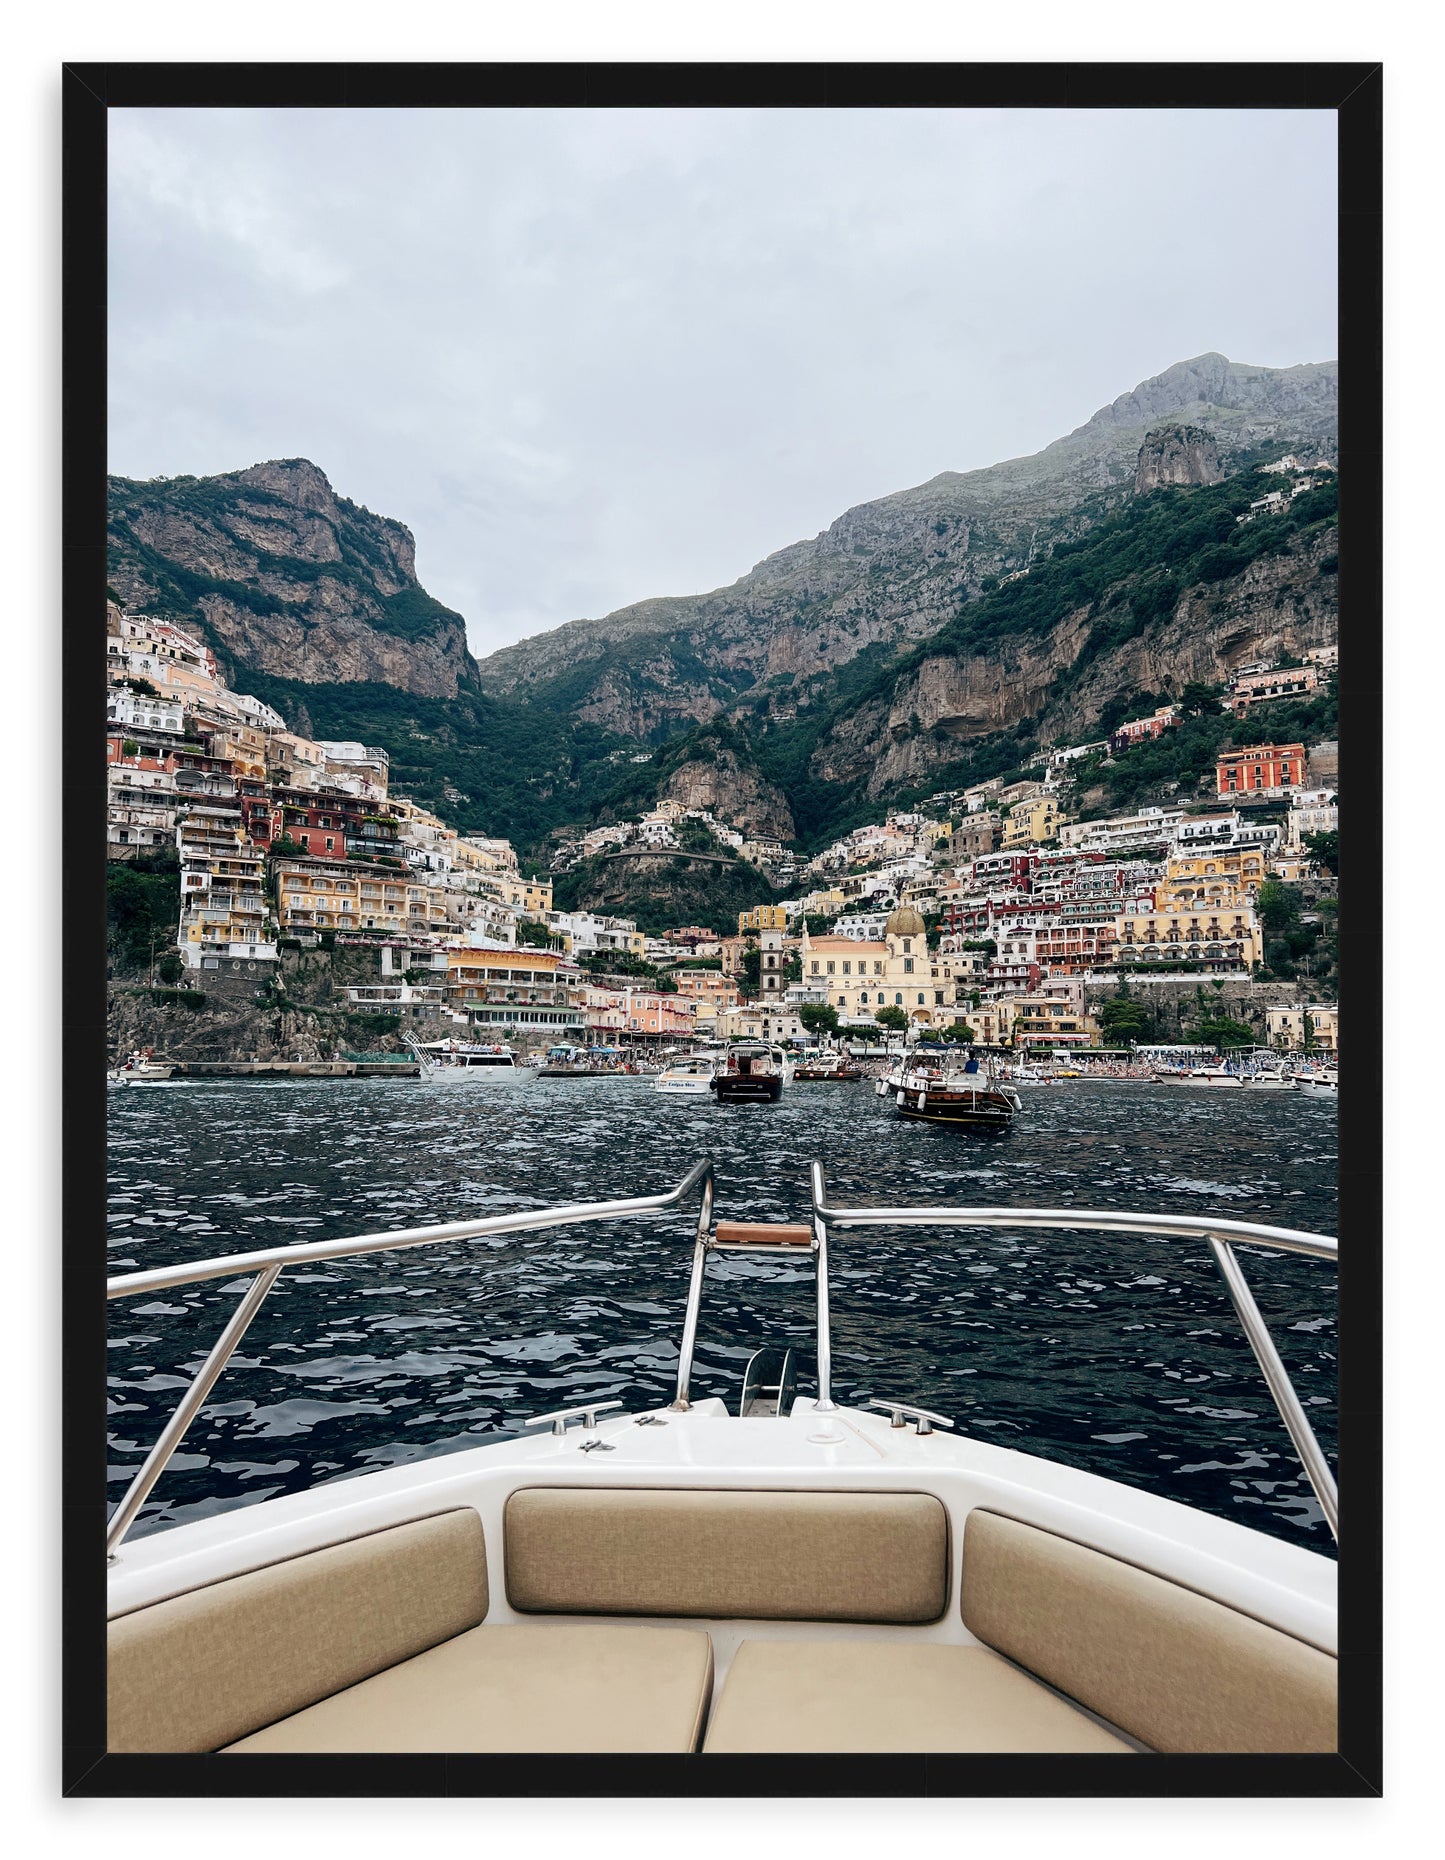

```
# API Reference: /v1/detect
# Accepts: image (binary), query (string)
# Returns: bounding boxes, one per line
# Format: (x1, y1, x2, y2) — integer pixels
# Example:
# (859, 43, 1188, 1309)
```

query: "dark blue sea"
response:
(107, 1076, 1338, 1552)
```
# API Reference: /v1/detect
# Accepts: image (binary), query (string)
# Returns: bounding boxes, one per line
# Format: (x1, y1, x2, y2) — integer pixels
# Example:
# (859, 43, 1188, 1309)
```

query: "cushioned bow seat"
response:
(225, 1621, 713, 1754)
(108, 1508, 712, 1755)
(702, 1640, 1134, 1754)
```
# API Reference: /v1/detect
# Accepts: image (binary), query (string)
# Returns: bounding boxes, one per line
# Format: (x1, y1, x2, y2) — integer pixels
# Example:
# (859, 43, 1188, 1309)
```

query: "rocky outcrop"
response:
(661, 744, 796, 839)
(476, 353, 1339, 734)
(108, 458, 480, 699)
(1135, 424, 1224, 493)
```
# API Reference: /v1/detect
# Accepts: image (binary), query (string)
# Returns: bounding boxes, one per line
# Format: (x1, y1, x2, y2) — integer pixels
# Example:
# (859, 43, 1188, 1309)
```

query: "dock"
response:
(171, 1060, 420, 1078)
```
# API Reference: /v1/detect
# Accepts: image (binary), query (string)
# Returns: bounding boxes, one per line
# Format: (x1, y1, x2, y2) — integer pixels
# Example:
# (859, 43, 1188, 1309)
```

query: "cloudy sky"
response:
(108, 108, 1337, 660)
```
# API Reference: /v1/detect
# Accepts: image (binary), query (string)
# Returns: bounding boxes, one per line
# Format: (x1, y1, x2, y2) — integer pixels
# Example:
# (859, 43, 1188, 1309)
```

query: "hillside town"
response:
(107, 601, 1339, 1061)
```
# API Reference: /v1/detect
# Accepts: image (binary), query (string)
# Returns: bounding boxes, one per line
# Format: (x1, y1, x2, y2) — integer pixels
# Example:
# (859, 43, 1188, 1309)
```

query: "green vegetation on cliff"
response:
(551, 848, 775, 934)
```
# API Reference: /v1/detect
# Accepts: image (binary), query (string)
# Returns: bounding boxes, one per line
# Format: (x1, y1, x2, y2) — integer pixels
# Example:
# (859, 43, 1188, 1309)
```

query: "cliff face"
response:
(660, 744, 796, 840)
(1135, 424, 1225, 492)
(476, 353, 1338, 735)
(107, 459, 480, 699)
(809, 520, 1338, 801)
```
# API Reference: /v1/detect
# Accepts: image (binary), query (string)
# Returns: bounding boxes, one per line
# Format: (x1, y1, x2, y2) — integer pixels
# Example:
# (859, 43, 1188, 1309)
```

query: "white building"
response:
(107, 689, 185, 736)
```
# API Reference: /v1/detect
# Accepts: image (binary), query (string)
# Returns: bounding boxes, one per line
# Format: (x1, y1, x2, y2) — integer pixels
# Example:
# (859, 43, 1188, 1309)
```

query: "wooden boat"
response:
(894, 1054, 1021, 1128)
(793, 1050, 863, 1082)
(711, 1042, 788, 1104)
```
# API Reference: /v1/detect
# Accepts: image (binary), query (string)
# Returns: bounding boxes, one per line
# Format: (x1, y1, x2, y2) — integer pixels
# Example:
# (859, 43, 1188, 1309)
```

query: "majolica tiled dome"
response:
(884, 903, 926, 938)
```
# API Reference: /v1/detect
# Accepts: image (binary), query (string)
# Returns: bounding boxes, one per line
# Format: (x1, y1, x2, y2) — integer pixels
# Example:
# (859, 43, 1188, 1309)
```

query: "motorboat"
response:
(107, 1048, 175, 1087)
(654, 1053, 722, 1096)
(406, 1037, 527, 1072)
(103, 1160, 1339, 1758)
(893, 1054, 1023, 1129)
(793, 1049, 863, 1082)
(710, 1042, 789, 1104)
(1290, 1064, 1339, 1100)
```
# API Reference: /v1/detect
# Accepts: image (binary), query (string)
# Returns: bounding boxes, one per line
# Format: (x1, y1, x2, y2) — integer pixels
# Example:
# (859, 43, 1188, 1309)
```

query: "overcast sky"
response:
(108, 108, 1337, 660)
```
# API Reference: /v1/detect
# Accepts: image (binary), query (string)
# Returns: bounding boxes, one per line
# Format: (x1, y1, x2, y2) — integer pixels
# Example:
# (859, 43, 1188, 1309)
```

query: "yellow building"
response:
(1001, 795, 1067, 849)
(739, 904, 789, 934)
(1115, 900, 1262, 969)
(445, 947, 583, 1037)
(801, 905, 967, 1029)
(1115, 847, 1267, 970)
(1265, 1004, 1339, 1052)
(1160, 848, 1265, 908)
(274, 857, 413, 937)
(1010, 991, 1101, 1049)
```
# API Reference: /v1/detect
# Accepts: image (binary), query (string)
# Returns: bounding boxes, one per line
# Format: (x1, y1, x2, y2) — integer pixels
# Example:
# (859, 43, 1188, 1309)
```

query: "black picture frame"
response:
(65, 59, 1382, 1800)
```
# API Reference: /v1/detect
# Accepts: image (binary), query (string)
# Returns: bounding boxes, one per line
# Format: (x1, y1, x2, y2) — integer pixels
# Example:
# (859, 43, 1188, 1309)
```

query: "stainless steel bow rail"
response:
(104, 1159, 715, 1560)
(810, 1162, 1340, 1540)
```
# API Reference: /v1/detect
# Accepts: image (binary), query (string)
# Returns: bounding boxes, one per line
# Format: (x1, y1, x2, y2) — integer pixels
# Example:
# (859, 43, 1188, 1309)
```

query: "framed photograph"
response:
(67, 61, 1380, 1798)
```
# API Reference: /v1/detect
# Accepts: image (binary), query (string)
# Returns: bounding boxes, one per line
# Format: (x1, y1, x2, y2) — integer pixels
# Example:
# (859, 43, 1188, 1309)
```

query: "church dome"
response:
(884, 903, 927, 938)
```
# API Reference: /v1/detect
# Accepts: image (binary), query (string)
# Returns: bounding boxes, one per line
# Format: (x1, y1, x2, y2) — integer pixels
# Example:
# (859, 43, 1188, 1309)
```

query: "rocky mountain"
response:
(107, 458, 479, 699)
(1134, 424, 1225, 493)
(475, 354, 1337, 738)
(106, 352, 1339, 869)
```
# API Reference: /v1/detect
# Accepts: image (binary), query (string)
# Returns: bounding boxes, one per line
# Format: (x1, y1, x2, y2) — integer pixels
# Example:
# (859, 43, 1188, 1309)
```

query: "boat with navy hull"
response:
(103, 1159, 1339, 1758)
(710, 1042, 789, 1104)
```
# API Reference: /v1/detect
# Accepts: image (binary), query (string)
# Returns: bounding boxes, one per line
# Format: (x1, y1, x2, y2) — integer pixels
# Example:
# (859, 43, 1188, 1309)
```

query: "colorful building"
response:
(1216, 743, 1306, 797)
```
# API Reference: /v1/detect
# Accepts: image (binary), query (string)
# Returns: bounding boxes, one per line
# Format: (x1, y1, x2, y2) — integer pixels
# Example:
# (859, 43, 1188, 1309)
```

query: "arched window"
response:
(894, 992, 903, 1005)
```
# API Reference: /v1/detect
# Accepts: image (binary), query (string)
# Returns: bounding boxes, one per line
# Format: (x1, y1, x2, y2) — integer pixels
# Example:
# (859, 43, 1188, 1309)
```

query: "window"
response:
(860, 992, 868, 1005)
(894, 993, 903, 1006)
(873, 962, 883, 976)
(826, 961, 835, 975)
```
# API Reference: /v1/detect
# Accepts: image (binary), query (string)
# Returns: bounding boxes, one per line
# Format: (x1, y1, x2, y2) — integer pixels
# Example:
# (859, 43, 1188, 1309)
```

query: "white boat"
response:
(103, 1160, 1339, 1759)
(1290, 1064, 1339, 1099)
(406, 1036, 528, 1073)
(107, 1049, 175, 1087)
(654, 1053, 722, 1095)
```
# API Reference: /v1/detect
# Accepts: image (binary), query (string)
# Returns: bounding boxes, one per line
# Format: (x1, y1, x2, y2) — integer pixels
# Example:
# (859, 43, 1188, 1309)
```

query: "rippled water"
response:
(107, 1075, 1338, 1551)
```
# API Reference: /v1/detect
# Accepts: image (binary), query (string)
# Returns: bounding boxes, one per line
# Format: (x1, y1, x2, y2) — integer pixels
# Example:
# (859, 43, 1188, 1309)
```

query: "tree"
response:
(783, 951, 802, 983)
(1303, 830, 1339, 875)
(1098, 996, 1159, 1046)
(1257, 878, 1303, 938)
(1177, 679, 1224, 718)
(799, 1002, 840, 1039)
(740, 946, 762, 994)
(941, 1020, 977, 1042)
(874, 1005, 909, 1033)
(1191, 1016, 1257, 1050)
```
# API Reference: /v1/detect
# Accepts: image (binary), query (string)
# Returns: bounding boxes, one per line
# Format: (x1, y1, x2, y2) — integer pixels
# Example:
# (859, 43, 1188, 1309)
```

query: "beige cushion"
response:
(703, 1640, 1133, 1753)
(108, 1510, 488, 1753)
(505, 1487, 949, 1623)
(225, 1622, 713, 1754)
(961, 1509, 1337, 1754)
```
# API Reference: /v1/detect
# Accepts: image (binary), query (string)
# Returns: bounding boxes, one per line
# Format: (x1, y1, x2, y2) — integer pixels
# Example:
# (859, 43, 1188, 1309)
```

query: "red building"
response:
(273, 789, 400, 861)
(1110, 706, 1179, 753)
(1215, 743, 1306, 797)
